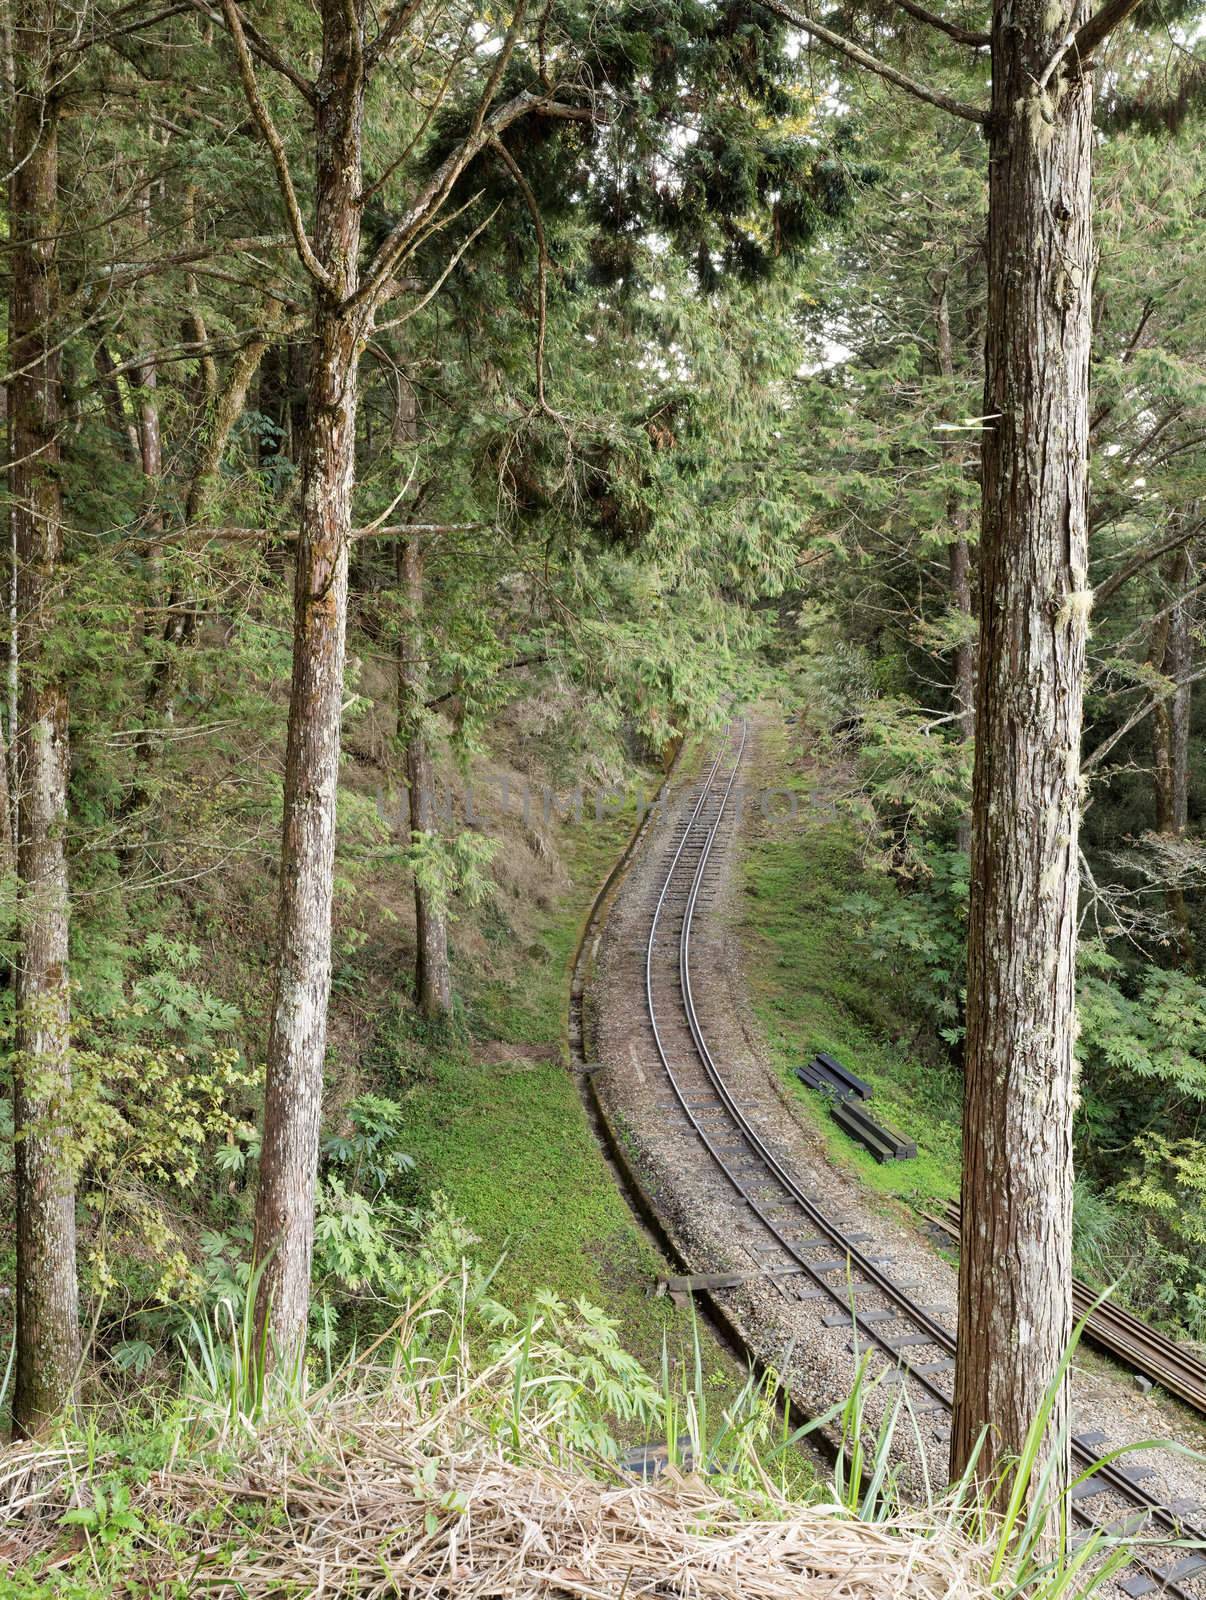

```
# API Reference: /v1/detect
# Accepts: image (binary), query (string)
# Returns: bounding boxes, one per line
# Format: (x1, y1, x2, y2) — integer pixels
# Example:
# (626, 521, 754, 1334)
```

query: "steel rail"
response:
(927, 1202, 1206, 1416)
(647, 722, 955, 1405)
(645, 719, 1206, 1600)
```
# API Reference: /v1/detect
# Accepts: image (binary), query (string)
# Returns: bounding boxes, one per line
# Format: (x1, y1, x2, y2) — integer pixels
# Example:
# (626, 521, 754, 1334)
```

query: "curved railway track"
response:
(639, 718, 1206, 1599)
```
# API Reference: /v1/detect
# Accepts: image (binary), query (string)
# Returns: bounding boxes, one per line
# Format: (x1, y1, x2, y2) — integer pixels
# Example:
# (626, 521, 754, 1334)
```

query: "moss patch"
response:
(400, 791, 745, 1393)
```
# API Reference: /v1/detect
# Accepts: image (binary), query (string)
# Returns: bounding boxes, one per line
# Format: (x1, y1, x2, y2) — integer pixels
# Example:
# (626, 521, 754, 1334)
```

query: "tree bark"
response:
(390, 373, 452, 1020)
(1151, 543, 1193, 962)
(9, 0, 81, 1438)
(933, 274, 976, 854)
(951, 0, 1095, 1498)
(94, 343, 141, 464)
(251, 0, 365, 1364)
(398, 534, 452, 1019)
(131, 183, 164, 583)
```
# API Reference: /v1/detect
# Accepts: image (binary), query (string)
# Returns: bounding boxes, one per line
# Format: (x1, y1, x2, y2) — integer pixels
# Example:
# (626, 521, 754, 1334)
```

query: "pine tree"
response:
(9, 0, 81, 1439)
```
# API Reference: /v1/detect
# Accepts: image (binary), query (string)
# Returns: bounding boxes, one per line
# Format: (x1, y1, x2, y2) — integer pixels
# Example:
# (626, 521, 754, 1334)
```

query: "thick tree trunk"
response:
(950, 0, 1095, 1498)
(251, 0, 365, 1364)
(397, 535, 452, 1019)
(9, 9, 81, 1437)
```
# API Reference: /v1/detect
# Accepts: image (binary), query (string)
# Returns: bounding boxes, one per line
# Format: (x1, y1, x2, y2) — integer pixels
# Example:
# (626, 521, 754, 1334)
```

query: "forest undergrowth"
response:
(0, 1275, 1171, 1600)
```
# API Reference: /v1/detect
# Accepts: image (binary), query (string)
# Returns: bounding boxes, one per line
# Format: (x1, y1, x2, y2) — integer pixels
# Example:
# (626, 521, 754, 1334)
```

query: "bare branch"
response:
(217, 0, 333, 290)
(81, 326, 288, 386)
(427, 652, 547, 708)
(128, 521, 490, 549)
(892, 0, 990, 49)
(66, 3, 196, 52)
(757, 0, 988, 122)
(1088, 294, 1155, 440)
(1073, 0, 1146, 63)
(375, 204, 500, 330)
(184, 0, 316, 103)
(367, 0, 425, 65)
(356, 90, 588, 313)
(1084, 663, 1206, 774)
(1093, 519, 1204, 608)
(1039, 0, 1146, 86)
(83, 234, 294, 295)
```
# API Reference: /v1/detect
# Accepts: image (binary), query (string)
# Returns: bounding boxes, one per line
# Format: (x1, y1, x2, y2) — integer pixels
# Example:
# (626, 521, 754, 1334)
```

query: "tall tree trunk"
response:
(397, 535, 452, 1019)
(391, 374, 452, 1020)
(0, 385, 14, 878)
(131, 178, 164, 584)
(934, 274, 976, 855)
(251, 0, 365, 1363)
(951, 0, 1095, 1497)
(1152, 543, 1193, 962)
(9, 0, 81, 1437)
(0, 0, 15, 865)
(948, 537, 975, 745)
(94, 343, 141, 464)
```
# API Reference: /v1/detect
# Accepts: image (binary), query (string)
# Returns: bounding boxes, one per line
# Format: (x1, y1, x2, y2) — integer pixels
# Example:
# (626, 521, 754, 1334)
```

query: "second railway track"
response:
(637, 718, 1206, 1599)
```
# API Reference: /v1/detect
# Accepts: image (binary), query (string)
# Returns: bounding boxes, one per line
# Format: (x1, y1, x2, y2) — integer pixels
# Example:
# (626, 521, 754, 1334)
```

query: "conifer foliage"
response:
(0, 0, 1203, 1530)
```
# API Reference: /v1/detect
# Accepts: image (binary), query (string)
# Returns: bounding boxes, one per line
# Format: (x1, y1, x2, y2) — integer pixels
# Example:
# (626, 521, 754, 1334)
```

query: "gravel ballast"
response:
(585, 712, 1206, 1589)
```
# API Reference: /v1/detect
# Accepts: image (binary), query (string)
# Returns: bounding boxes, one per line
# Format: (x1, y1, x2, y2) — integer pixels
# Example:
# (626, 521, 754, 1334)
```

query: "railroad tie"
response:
(1073, 1430, 1108, 1449)
(1070, 1475, 1110, 1502)
(1113, 1460, 1159, 1486)
(1119, 1554, 1206, 1597)
(810, 1255, 893, 1274)
(827, 1309, 897, 1328)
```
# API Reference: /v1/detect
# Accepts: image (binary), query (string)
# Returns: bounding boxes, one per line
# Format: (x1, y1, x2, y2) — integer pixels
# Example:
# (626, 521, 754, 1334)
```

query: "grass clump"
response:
(1, 1281, 1179, 1600)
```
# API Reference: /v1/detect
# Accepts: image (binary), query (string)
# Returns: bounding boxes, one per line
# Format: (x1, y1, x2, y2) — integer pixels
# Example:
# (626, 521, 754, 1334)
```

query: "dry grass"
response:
(2, 1375, 998, 1599)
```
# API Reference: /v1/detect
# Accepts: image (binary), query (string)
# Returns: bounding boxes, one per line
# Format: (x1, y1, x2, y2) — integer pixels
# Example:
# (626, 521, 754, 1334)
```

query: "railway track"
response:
(640, 719, 1206, 1599)
(923, 1202, 1206, 1417)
